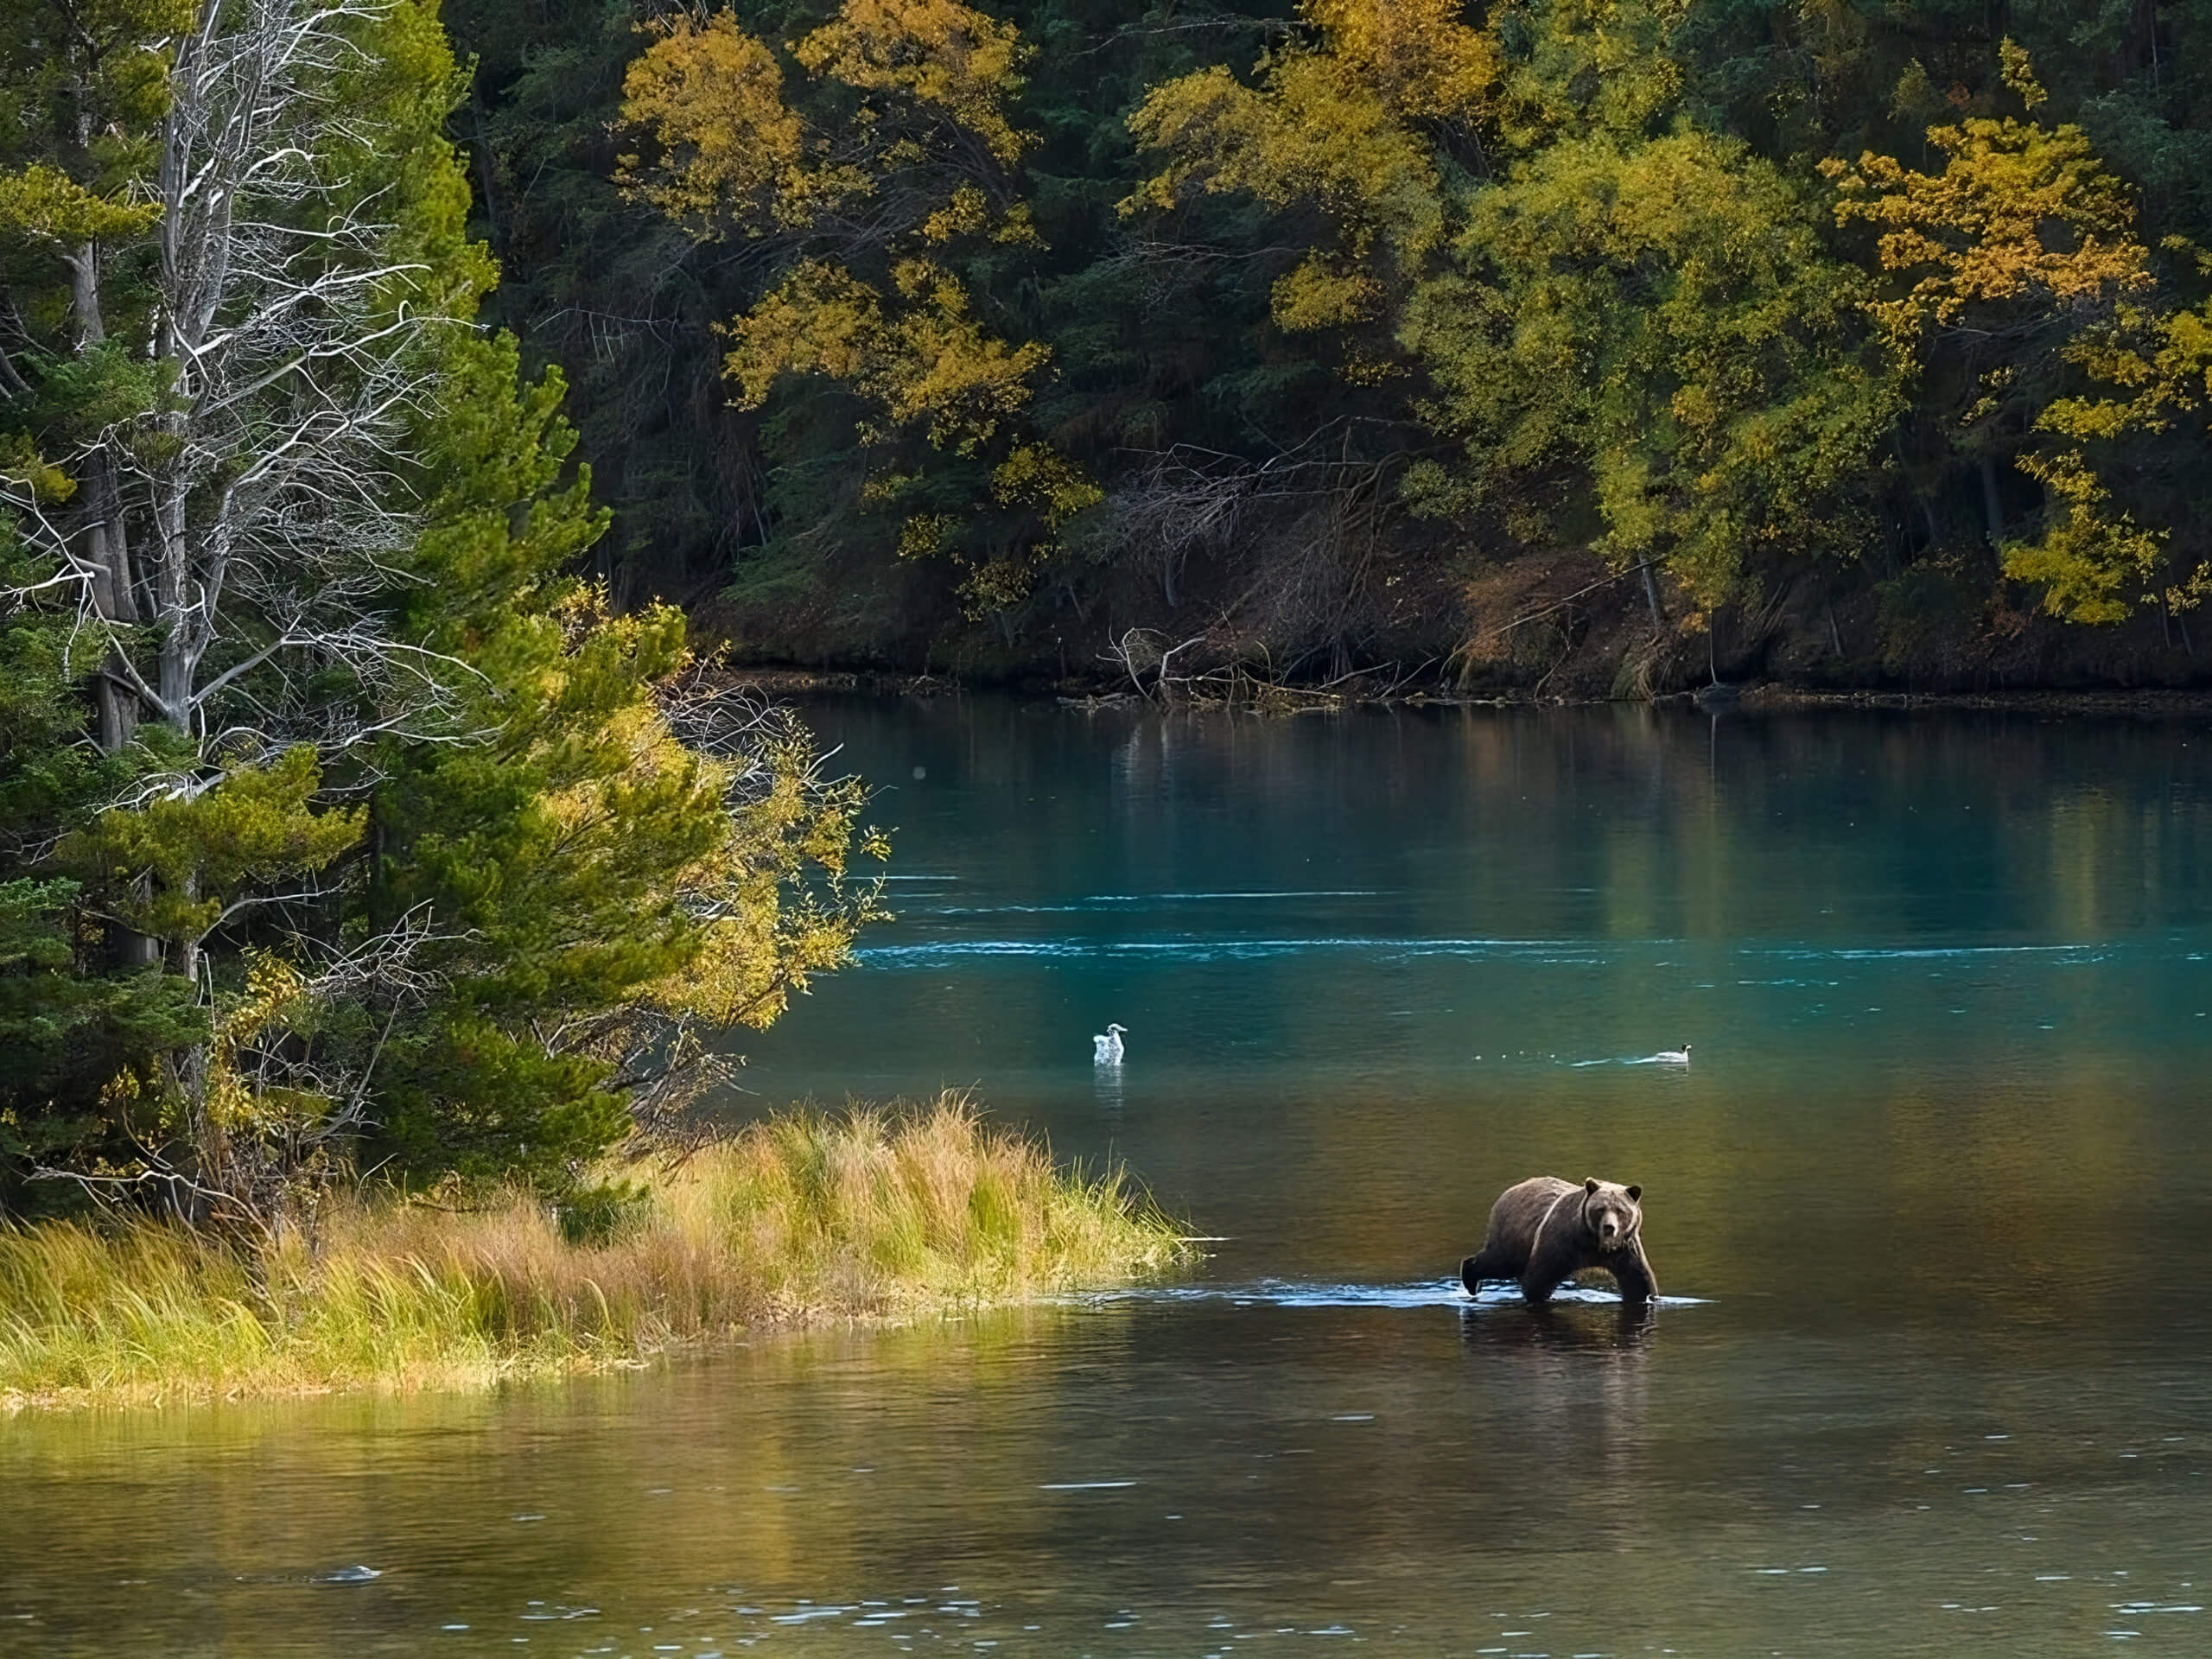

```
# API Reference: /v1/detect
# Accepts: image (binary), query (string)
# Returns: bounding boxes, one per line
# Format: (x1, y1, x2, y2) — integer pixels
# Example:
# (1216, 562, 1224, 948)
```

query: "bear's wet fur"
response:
(1460, 1175, 1657, 1306)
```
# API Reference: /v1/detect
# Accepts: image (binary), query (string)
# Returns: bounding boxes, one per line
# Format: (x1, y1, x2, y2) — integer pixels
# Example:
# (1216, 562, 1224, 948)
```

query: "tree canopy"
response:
(436, 0, 2212, 689)
(12, 0, 2212, 1215)
(1, 0, 884, 1224)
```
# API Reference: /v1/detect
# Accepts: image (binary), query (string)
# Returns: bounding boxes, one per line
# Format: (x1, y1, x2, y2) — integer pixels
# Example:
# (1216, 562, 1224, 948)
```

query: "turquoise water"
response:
(6, 699, 2212, 1655)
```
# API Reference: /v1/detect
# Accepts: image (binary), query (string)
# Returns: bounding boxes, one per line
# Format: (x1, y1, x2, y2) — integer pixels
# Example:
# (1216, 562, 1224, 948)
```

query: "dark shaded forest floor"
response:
(709, 543, 2212, 709)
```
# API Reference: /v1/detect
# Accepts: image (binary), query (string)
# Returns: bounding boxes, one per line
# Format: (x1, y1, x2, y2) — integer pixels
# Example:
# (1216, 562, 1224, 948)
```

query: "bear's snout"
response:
(1589, 1200, 1637, 1249)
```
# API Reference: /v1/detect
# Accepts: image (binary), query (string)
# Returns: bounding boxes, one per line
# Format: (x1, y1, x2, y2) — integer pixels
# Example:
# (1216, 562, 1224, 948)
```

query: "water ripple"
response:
(936, 890, 1385, 915)
(1069, 1278, 1707, 1309)
(858, 934, 2140, 969)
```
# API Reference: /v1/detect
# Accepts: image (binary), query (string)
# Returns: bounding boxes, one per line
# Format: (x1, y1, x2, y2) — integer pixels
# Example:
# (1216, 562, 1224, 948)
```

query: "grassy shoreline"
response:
(0, 1097, 1194, 1414)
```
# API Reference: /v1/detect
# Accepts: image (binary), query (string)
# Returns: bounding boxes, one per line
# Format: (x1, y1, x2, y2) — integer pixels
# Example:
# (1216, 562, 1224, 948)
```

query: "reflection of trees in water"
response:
(766, 698, 2212, 1319)
(0, 1304, 1147, 1646)
(805, 694, 2212, 951)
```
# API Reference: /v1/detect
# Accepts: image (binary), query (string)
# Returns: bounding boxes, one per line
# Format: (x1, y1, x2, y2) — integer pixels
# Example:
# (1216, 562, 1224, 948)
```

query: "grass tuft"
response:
(0, 1095, 1192, 1411)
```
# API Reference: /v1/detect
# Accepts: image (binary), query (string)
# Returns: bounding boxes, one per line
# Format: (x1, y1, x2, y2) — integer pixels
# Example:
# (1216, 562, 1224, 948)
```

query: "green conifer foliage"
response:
(2, 0, 884, 1217)
(0, 588, 200, 1211)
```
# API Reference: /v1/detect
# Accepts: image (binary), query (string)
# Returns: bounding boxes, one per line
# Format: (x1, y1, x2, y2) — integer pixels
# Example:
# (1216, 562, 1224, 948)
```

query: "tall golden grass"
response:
(0, 1096, 1192, 1412)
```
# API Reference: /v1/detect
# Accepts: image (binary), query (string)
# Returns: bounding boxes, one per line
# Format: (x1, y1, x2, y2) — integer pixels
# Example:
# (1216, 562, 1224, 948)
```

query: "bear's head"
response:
(1580, 1177, 1643, 1251)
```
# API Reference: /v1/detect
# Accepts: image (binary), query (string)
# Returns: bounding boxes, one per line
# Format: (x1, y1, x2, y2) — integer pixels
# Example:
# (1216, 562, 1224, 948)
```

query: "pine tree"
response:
(2, 0, 884, 1219)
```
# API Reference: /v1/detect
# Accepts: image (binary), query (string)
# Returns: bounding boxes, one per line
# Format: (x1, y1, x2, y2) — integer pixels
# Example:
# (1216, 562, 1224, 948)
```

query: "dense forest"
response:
(448, 0, 2212, 694)
(3, 0, 2211, 1223)
(1, 0, 883, 1221)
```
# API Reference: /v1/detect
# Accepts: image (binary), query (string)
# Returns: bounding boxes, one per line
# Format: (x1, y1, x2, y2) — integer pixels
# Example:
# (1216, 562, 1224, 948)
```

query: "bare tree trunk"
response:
(1979, 454, 2005, 548)
(5, 0, 474, 1032)
(64, 226, 167, 969)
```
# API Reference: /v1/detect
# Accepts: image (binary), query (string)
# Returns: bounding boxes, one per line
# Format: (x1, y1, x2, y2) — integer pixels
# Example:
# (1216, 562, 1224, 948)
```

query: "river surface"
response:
(8, 698, 2212, 1656)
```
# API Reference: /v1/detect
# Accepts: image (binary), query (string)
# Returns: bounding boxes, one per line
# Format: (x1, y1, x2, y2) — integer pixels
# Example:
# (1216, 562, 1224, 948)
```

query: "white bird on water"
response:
(1655, 1043, 1692, 1065)
(1093, 1023, 1127, 1065)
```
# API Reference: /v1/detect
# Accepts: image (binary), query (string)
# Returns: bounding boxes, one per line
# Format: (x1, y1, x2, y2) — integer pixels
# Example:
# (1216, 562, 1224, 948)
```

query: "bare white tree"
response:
(3, 0, 466, 772)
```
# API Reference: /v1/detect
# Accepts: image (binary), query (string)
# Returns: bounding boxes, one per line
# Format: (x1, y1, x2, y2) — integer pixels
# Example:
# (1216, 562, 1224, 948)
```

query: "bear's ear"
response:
(1625, 1185, 1642, 1202)
(1583, 1177, 1599, 1193)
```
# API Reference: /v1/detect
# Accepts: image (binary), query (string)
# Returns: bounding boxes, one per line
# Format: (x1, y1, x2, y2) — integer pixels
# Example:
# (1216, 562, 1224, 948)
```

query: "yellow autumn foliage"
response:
(1128, 0, 1503, 343)
(1128, 55, 1446, 324)
(989, 442, 1103, 526)
(618, 0, 1084, 602)
(529, 588, 887, 1037)
(1996, 295, 2212, 621)
(0, 162, 163, 245)
(616, 12, 827, 231)
(1304, 0, 1499, 123)
(792, 0, 1033, 165)
(2003, 449, 2166, 623)
(723, 259, 1048, 456)
(1821, 54, 2209, 626)
(1824, 117, 2152, 348)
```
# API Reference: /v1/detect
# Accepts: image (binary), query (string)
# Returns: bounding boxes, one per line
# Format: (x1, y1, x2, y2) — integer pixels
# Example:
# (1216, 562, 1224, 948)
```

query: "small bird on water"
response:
(1655, 1043, 1692, 1065)
(1093, 1022, 1127, 1065)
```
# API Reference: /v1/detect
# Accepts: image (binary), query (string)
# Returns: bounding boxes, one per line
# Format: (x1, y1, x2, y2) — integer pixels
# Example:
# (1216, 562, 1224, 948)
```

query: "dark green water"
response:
(8, 699, 2212, 1656)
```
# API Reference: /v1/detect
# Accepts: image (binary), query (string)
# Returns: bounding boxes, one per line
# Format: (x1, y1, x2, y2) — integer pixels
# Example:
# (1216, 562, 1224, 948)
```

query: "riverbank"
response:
(0, 1098, 1193, 1414)
(710, 539, 2212, 709)
(717, 663, 2212, 718)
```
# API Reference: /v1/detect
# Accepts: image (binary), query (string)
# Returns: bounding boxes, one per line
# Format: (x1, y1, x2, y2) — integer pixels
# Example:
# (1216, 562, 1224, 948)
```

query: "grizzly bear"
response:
(1460, 1176, 1657, 1306)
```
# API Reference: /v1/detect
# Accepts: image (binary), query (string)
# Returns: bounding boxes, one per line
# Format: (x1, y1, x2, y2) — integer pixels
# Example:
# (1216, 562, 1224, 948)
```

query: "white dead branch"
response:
(3, 0, 468, 766)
